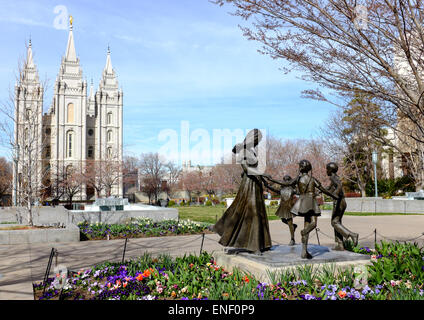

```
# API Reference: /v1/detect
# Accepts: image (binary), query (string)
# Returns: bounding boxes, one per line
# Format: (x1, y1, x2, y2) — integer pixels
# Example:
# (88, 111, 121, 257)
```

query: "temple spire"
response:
(65, 16, 77, 62)
(104, 46, 113, 74)
(26, 38, 34, 68)
(89, 78, 94, 100)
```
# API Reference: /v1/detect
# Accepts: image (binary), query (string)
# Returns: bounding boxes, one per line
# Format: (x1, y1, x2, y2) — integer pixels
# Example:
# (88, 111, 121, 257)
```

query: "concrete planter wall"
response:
(69, 208, 179, 225)
(0, 224, 80, 245)
(345, 198, 424, 214)
(0, 206, 69, 226)
(0, 206, 179, 226)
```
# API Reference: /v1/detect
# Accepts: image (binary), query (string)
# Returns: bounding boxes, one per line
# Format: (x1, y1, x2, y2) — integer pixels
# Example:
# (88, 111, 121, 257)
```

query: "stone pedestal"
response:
(213, 244, 371, 283)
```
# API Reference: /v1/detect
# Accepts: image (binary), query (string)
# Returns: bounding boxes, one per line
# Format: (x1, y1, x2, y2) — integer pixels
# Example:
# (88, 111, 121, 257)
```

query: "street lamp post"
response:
(372, 150, 378, 198)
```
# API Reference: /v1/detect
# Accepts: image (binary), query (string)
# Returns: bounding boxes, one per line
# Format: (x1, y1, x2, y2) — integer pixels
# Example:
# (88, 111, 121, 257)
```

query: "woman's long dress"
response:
(213, 172, 272, 252)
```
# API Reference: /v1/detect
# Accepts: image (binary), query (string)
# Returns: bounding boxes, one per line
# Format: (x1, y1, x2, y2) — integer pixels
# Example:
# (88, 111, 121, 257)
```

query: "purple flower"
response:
(361, 285, 372, 295)
(289, 280, 307, 286)
(325, 290, 336, 298)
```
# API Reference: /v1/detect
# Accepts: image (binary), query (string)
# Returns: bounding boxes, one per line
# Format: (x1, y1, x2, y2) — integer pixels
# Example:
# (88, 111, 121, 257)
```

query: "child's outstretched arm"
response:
(265, 175, 297, 187)
(315, 178, 338, 200)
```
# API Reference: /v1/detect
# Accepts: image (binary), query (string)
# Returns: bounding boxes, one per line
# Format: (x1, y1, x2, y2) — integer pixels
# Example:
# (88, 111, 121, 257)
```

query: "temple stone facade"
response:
(13, 24, 123, 204)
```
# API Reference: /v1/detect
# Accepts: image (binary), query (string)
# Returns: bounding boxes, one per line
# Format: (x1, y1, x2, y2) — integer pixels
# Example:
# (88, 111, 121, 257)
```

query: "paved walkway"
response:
(1, 213, 424, 300)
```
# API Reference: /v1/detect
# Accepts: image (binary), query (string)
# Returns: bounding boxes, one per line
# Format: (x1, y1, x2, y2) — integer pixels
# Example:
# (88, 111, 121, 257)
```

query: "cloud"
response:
(114, 34, 178, 50)
(0, 16, 51, 28)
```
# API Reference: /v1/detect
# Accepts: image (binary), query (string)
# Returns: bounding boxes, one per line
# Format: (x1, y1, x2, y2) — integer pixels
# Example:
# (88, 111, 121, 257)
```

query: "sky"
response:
(0, 0, 336, 165)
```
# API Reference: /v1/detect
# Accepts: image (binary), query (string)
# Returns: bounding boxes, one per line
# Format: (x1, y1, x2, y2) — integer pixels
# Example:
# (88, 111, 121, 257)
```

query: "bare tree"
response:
(57, 161, 84, 208)
(179, 170, 203, 202)
(200, 170, 216, 199)
(83, 147, 123, 199)
(138, 153, 166, 204)
(210, 162, 242, 196)
(84, 159, 105, 199)
(0, 157, 12, 206)
(163, 161, 181, 199)
(101, 158, 123, 197)
(214, 0, 424, 189)
(265, 135, 331, 183)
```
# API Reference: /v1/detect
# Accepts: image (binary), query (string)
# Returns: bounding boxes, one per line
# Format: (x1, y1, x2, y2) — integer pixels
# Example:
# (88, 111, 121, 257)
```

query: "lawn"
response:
(176, 205, 423, 223)
(177, 205, 281, 224)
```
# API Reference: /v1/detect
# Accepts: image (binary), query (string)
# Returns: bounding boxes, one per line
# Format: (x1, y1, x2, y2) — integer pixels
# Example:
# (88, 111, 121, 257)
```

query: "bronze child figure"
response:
(325, 162, 359, 250)
(266, 160, 338, 259)
(263, 175, 298, 246)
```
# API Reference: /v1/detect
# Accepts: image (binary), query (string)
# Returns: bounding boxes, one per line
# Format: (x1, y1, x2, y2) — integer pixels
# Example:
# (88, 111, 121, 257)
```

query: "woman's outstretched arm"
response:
(262, 179, 280, 193)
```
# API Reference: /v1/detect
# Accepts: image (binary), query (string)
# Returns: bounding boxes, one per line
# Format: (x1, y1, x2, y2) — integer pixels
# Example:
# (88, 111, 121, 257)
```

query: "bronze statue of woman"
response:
(212, 129, 272, 255)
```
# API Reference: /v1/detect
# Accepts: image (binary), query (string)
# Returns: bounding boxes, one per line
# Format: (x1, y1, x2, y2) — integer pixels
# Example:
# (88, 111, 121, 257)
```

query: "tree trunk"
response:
(27, 200, 33, 226)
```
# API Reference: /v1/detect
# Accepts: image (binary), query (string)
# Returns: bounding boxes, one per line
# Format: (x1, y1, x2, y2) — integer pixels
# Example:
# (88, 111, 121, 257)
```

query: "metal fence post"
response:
(374, 228, 377, 247)
(122, 238, 128, 263)
(42, 248, 56, 295)
(315, 228, 320, 246)
(200, 233, 205, 255)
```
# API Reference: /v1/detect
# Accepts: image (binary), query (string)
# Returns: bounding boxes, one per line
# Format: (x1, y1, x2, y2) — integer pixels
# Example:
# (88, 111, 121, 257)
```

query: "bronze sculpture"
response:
(212, 129, 272, 255)
(325, 162, 359, 250)
(266, 160, 338, 259)
(263, 175, 298, 246)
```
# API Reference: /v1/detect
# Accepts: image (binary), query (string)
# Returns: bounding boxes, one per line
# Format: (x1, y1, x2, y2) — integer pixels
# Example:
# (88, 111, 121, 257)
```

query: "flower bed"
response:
(78, 218, 212, 240)
(352, 241, 424, 287)
(34, 242, 424, 300)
